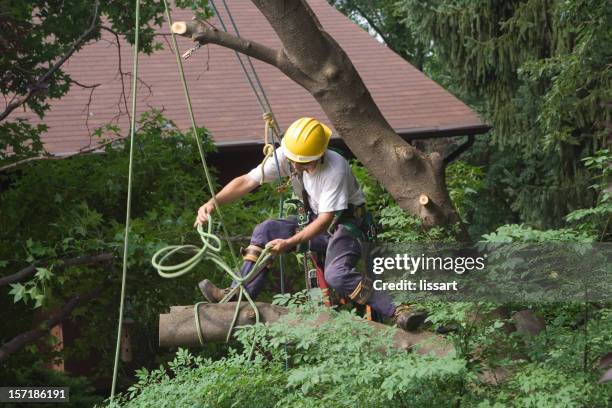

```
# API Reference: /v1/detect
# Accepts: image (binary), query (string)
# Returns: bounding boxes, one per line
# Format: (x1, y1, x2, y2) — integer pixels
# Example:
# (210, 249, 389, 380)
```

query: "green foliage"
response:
(107, 305, 468, 408)
(0, 120, 47, 166)
(2, 363, 103, 407)
(107, 299, 612, 407)
(398, 0, 612, 227)
(327, 0, 431, 70)
(564, 149, 612, 239)
(481, 224, 594, 243)
(0, 0, 212, 164)
(352, 160, 485, 241)
(483, 148, 612, 242)
(409, 300, 612, 407)
(271, 289, 311, 307)
(478, 364, 608, 407)
(1, 0, 165, 118)
(0, 109, 278, 386)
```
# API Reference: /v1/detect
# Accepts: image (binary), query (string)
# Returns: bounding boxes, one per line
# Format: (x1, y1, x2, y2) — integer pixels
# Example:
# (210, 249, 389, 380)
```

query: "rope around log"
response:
(152, 215, 274, 344)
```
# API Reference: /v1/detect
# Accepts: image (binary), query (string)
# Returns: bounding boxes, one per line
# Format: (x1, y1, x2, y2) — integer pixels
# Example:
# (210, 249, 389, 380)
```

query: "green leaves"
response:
(8, 283, 26, 303)
(35, 267, 53, 281)
(8, 281, 45, 308)
(397, 0, 612, 228)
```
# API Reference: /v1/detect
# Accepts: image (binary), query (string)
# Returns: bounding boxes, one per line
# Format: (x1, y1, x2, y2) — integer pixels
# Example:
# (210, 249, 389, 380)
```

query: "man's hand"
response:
(266, 238, 294, 255)
(194, 201, 216, 226)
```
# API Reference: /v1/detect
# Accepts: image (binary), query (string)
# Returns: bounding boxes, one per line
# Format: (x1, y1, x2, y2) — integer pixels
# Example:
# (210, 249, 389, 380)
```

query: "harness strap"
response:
(348, 276, 373, 305)
(240, 244, 264, 263)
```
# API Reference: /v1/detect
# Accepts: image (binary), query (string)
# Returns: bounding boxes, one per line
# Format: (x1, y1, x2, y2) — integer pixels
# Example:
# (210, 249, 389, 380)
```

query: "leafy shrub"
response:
(105, 304, 467, 408)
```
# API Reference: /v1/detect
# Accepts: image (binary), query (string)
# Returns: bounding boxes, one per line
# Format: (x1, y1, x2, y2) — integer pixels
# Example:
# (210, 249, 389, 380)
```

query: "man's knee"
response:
(323, 266, 345, 290)
(251, 219, 282, 244)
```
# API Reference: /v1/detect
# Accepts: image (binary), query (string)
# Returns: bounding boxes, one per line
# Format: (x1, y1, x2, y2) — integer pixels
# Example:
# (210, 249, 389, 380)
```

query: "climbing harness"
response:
(287, 157, 380, 319)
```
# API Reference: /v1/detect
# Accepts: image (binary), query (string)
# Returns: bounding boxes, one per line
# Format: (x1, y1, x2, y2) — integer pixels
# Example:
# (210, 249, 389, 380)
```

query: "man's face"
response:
(290, 159, 319, 174)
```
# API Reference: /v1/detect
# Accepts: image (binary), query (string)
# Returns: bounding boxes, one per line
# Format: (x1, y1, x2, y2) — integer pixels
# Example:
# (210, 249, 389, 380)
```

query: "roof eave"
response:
(213, 123, 491, 150)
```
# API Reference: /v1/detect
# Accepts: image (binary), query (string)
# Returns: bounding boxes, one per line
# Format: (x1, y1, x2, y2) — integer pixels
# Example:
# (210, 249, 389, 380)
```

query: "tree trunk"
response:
(172, 0, 465, 231)
(159, 303, 453, 357)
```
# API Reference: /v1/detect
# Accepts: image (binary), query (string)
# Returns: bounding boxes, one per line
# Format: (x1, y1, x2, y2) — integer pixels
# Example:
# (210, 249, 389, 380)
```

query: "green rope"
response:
(162, 0, 239, 270)
(152, 215, 273, 343)
(159, 0, 271, 348)
(110, 0, 140, 400)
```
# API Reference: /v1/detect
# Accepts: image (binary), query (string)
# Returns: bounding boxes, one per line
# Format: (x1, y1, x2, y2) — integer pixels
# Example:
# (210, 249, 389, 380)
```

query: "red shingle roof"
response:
(12, 0, 487, 155)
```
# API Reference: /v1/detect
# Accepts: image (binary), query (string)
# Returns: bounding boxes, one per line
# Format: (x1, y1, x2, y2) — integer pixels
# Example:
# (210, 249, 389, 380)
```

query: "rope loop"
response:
(152, 215, 274, 346)
(260, 111, 279, 184)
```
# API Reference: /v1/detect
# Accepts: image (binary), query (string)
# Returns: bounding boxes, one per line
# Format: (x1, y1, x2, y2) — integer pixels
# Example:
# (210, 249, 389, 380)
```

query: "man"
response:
(195, 117, 425, 331)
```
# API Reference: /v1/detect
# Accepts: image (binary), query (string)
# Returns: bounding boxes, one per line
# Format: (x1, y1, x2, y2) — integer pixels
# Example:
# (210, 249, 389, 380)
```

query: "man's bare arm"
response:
(195, 174, 259, 225)
(288, 212, 334, 246)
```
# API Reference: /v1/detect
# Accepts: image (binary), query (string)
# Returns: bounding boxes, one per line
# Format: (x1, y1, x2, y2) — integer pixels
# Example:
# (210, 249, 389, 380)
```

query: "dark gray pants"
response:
(233, 216, 396, 317)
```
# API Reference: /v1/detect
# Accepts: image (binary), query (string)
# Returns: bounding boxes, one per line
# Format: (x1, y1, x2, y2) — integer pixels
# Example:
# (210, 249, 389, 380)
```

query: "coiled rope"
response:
(151, 215, 273, 343)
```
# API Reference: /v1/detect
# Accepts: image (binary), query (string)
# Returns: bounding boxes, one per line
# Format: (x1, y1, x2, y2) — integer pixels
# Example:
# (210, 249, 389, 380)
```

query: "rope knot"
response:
(262, 112, 274, 125)
(262, 143, 274, 156)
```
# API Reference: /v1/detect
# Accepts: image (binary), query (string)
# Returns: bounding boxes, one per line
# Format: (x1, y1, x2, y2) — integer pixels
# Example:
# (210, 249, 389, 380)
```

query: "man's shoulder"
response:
(325, 149, 350, 169)
(315, 150, 350, 183)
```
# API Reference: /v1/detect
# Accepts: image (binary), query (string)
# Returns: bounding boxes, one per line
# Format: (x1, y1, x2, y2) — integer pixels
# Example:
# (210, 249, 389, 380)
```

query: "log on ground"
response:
(159, 302, 453, 357)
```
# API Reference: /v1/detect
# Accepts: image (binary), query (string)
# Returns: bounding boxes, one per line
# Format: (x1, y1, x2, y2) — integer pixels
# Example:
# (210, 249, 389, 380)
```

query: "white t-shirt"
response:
(247, 147, 365, 214)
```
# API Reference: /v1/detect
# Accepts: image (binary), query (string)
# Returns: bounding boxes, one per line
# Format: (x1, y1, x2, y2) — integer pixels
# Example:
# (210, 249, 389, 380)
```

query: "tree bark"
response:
(172, 0, 465, 231)
(159, 303, 453, 357)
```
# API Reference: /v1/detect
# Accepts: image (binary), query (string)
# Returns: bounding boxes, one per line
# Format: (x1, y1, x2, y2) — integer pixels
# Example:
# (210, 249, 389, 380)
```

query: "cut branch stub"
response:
(171, 21, 187, 35)
(419, 194, 431, 207)
(419, 194, 444, 227)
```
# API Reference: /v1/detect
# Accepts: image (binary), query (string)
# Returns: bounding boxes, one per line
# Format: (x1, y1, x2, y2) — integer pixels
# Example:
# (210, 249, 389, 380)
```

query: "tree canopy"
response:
(1, 0, 611, 405)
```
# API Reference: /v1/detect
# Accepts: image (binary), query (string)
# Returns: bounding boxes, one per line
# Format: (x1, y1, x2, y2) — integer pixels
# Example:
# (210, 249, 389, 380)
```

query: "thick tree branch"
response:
(174, 21, 278, 66)
(172, 20, 313, 88)
(250, 0, 331, 74)
(0, 1, 100, 123)
(160, 303, 453, 357)
(0, 284, 106, 363)
(0, 253, 114, 288)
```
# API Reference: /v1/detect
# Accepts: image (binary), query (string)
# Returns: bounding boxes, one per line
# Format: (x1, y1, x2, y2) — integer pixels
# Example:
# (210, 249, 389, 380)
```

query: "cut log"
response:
(159, 302, 453, 357)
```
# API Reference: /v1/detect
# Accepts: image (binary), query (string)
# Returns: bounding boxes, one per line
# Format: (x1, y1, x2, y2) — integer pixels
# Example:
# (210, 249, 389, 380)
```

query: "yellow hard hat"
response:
(281, 117, 332, 163)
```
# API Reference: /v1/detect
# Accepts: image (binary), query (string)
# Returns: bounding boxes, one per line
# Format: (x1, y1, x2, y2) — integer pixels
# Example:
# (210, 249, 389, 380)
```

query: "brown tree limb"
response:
(171, 21, 314, 89)
(251, 0, 331, 74)
(0, 253, 114, 288)
(159, 303, 453, 357)
(0, 1, 100, 123)
(0, 284, 106, 363)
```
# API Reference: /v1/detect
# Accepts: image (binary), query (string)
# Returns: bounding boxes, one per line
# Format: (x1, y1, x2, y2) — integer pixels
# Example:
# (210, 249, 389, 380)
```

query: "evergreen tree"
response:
(397, 0, 612, 227)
